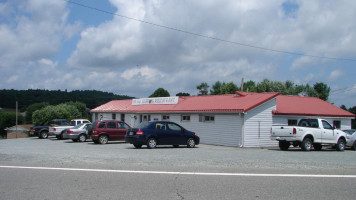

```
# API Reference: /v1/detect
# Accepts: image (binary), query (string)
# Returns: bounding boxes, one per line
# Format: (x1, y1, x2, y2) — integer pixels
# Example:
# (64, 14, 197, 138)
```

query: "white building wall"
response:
(168, 114, 243, 147)
(244, 98, 278, 147)
(127, 113, 243, 147)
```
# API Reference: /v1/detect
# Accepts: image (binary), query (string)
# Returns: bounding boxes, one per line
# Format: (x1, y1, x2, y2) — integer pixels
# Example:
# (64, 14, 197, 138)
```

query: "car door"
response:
(154, 122, 169, 144)
(118, 122, 130, 139)
(106, 121, 119, 140)
(321, 120, 335, 143)
(166, 122, 185, 145)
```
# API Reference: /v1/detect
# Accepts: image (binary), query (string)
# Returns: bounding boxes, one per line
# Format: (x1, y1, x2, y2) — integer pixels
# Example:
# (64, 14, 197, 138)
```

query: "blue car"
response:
(125, 121, 200, 149)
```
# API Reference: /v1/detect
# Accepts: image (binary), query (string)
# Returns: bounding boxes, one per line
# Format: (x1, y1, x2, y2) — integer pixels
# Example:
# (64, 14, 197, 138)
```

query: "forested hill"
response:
(0, 89, 134, 110)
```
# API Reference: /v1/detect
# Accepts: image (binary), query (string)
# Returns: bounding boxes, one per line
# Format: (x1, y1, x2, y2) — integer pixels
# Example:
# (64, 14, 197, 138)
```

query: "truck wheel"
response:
(301, 138, 312, 151)
(279, 141, 290, 150)
(313, 143, 322, 151)
(335, 139, 345, 151)
(40, 131, 48, 139)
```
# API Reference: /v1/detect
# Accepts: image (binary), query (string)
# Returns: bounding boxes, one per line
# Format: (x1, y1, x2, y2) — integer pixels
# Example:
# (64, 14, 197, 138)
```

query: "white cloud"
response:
(327, 70, 344, 82)
(1, 0, 356, 107)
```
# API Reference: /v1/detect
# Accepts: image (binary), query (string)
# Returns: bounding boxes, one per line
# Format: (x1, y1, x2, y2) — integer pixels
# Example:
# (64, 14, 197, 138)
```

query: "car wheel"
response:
(352, 142, 356, 151)
(133, 144, 142, 149)
(40, 131, 48, 139)
(147, 138, 157, 149)
(301, 138, 312, 151)
(335, 139, 345, 151)
(98, 135, 108, 144)
(278, 141, 290, 151)
(187, 138, 196, 148)
(72, 139, 78, 142)
(313, 143, 322, 151)
(78, 134, 87, 142)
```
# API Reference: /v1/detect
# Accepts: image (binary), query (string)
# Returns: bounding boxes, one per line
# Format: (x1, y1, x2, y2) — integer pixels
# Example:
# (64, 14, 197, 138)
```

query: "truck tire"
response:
(40, 131, 48, 139)
(301, 138, 312, 151)
(335, 139, 345, 151)
(279, 141, 290, 151)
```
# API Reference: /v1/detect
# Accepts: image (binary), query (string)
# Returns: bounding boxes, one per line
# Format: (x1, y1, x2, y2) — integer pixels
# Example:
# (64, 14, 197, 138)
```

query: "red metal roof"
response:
(273, 95, 355, 117)
(90, 92, 280, 113)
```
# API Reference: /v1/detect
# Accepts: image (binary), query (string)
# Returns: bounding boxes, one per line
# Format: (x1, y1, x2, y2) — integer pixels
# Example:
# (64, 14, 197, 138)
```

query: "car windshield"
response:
(135, 121, 151, 129)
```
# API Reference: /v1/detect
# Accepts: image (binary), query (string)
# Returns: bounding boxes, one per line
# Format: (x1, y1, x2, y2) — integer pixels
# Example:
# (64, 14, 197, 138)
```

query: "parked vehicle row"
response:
(32, 119, 200, 149)
(30, 119, 90, 139)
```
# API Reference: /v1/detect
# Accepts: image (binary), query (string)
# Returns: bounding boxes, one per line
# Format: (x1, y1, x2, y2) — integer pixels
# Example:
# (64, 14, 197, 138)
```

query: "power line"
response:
(63, 0, 356, 62)
(330, 86, 356, 95)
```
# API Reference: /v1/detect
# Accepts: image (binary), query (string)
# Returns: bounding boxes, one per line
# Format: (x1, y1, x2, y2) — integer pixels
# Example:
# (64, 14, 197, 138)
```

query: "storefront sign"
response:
(132, 97, 179, 105)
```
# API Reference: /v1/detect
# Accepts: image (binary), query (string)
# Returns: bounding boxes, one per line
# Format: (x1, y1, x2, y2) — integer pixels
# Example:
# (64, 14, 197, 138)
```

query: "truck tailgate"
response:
(271, 125, 295, 137)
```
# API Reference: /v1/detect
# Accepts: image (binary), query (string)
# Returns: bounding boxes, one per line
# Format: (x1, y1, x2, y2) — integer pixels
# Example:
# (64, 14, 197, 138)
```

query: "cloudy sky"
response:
(1, 0, 355, 107)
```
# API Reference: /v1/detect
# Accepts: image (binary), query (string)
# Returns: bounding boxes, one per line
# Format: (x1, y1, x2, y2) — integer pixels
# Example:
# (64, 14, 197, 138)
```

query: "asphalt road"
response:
(1, 137, 356, 200)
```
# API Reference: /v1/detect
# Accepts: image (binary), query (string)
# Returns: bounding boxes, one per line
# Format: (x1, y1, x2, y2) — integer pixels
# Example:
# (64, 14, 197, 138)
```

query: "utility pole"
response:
(16, 101, 18, 138)
(240, 78, 244, 92)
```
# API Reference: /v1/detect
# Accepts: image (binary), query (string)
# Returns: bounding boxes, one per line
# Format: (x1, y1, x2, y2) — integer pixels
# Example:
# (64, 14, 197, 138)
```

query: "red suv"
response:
(91, 120, 131, 144)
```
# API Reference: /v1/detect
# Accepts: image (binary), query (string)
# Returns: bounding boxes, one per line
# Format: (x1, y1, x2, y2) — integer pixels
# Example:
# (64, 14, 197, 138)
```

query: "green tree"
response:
(313, 82, 330, 101)
(256, 79, 271, 92)
(25, 102, 49, 124)
(220, 82, 239, 94)
(66, 101, 89, 119)
(197, 82, 209, 95)
(340, 105, 348, 111)
(210, 81, 223, 95)
(32, 104, 81, 126)
(149, 88, 170, 97)
(176, 92, 190, 96)
(243, 80, 256, 92)
(0, 112, 25, 138)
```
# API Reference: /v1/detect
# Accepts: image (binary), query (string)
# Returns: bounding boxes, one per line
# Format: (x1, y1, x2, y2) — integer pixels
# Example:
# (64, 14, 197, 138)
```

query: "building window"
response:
(288, 119, 297, 126)
(121, 114, 125, 122)
(162, 115, 170, 120)
(333, 120, 341, 129)
(181, 115, 190, 122)
(112, 113, 116, 120)
(199, 114, 215, 122)
(140, 115, 151, 122)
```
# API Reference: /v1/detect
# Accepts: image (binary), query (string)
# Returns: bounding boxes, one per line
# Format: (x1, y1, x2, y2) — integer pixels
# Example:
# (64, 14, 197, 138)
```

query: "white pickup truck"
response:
(270, 118, 347, 151)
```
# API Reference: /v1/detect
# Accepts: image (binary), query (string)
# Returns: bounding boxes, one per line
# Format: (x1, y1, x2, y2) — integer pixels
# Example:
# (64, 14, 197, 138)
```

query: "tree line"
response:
(196, 79, 331, 101)
(0, 89, 133, 110)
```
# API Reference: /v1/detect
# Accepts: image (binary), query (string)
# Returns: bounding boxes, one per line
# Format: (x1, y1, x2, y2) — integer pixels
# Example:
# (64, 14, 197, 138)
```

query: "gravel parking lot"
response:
(1, 137, 356, 175)
(1, 137, 356, 200)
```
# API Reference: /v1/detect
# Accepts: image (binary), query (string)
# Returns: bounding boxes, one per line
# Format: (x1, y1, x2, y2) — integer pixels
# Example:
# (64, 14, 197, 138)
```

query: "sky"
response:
(0, 0, 355, 107)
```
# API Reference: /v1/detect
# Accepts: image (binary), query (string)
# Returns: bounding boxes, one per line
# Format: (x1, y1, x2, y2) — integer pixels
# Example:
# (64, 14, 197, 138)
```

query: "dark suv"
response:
(90, 120, 131, 144)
